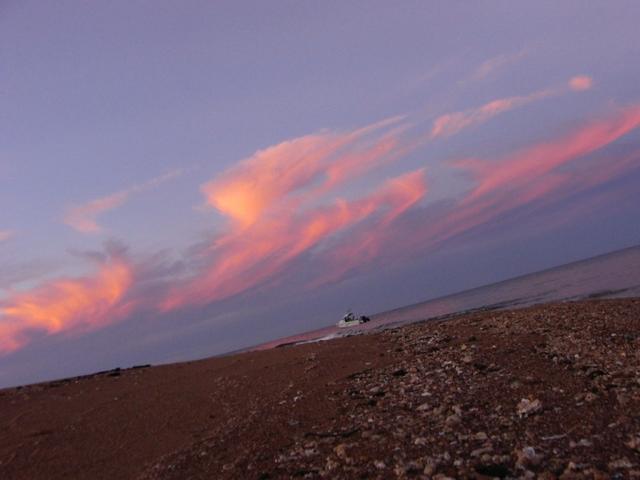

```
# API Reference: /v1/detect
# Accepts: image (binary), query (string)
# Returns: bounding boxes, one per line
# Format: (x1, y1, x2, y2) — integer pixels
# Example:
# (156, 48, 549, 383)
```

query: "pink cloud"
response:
(162, 168, 427, 310)
(64, 192, 129, 233)
(64, 170, 182, 233)
(322, 104, 640, 283)
(569, 75, 593, 91)
(0, 255, 134, 354)
(462, 104, 640, 201)
(3, 117, 419, 354)
(467, 50, 528, 82)
(183, 119, 420, 305)
(309, 169, 427, 286)
(201, 116, 408, 228)
(4, 85, 638, 359)
(432, 74, 594, 141)
(0, 230, 14, 243)
(152, 102, 640, 315)
(413, 104, 640, 250)
(201, 134, 348, 227)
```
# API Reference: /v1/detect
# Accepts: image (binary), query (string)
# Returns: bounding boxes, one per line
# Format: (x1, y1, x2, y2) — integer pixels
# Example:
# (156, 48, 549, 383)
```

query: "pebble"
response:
(516, 398, 542, 417)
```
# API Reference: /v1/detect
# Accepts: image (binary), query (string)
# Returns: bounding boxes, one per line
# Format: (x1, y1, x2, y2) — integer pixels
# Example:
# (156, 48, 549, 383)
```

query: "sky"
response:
(1, 1, 640, 387)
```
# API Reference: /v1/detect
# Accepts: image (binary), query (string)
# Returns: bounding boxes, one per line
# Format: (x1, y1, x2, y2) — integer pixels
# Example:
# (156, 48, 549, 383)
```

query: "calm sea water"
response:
(255, 244, 640, 350)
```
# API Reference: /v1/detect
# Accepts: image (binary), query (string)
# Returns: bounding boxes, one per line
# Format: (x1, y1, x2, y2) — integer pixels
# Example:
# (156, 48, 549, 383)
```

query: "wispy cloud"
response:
(0, 259, 60, 291)
(430, 89, 553, 139)
(459, 104, 640, 201)
(163, 168, 427, 310)
(164, 118, 424, 310)
(201, 116, 409, 226)
(313, 104, 640, 283)
(64, 170, 183, 233)
(405, 104, 640, 254)
(466, 50, 528, 83)
(430, 77, 594, 140)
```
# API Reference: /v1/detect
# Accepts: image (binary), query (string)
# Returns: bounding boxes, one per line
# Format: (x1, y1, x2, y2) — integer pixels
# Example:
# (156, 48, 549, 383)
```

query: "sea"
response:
(254, 244, 640, 350)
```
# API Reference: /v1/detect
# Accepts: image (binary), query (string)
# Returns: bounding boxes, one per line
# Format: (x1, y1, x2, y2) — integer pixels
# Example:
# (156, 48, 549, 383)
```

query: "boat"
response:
(337, 311, 371, 328)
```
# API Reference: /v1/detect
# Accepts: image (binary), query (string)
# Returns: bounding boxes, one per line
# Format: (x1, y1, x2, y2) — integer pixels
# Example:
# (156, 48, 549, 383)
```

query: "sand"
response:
(1, 298, 639, 479)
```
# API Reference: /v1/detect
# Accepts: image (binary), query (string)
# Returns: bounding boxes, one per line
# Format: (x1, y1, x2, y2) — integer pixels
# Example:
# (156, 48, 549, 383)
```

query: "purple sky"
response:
(1, 1, 640, 387)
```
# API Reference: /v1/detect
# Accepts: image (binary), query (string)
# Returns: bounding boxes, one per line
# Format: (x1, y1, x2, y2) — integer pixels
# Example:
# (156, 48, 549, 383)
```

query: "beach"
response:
(1, 298, 639, 479)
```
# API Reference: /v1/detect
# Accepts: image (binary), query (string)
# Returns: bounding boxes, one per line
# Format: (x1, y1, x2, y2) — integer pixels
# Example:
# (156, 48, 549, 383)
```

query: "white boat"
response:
(337, 311, 371, 328)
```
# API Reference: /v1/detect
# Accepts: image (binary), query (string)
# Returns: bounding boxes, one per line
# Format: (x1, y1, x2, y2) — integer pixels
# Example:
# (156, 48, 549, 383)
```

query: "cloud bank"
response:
(2, 76, 640, 357)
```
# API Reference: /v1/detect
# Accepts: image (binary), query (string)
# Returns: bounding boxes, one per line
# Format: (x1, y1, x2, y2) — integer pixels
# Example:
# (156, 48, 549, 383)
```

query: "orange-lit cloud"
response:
(165, 97, 639, 311)
(201, 117, 408, 228)
(569, 75, 593, 91)
(310, 170, 427, 286)
(64, 170, 182, 233)
(163, 168, 427, 310)
(202, 134, 348, 227)
(3, 116, 419, 353)
(0, 256, 133, 354)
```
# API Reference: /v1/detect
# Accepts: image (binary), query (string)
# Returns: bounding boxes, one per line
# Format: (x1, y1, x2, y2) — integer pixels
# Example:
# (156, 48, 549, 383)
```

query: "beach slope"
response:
(1, 298, 639, 479)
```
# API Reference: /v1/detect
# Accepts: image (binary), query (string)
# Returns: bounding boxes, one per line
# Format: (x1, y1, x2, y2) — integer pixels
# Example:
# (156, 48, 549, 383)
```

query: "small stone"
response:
(516, 398, 542, 417)
(373, 460, 386, 469)
(325, 457, 339, 471)
(404, 461, 423, 473)
(333, 443, 348, 460)
(423, 462, 436, 475)
(471, 446, 493, 457)
(481, 453, 493, 464)
(417, 402, 430, 411)
(608, 457, 633, 469)
(445, 414, 461, 426)
(626, 436, 640, 451)
(369, 386, 382, 395)
(515, 446, 541, 467)
(475, 431, 488, 441)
